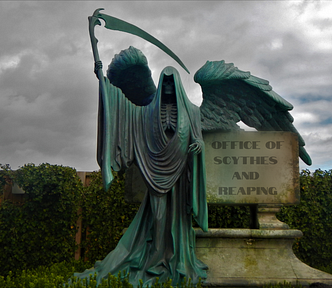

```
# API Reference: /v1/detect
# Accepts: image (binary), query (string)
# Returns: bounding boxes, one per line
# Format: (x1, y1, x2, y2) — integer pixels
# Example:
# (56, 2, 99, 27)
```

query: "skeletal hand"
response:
(94, 61, 103, 79)
(188, 141, 203, 154)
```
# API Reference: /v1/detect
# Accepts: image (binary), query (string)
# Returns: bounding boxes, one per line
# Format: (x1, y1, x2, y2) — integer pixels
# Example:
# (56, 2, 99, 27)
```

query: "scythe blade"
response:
(90, 8, 190, 74)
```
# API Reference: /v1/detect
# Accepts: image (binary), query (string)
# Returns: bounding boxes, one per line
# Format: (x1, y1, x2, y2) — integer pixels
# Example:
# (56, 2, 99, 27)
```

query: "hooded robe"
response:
(74, 66, 208, 286)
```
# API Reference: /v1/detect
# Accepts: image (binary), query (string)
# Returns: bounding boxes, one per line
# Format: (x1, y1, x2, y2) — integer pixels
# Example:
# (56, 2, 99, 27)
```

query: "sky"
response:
(0, 1, 331, 172)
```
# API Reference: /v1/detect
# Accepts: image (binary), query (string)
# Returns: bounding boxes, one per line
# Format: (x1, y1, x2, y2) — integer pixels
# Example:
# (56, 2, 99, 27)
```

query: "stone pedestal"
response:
(195, 228, 332, 287)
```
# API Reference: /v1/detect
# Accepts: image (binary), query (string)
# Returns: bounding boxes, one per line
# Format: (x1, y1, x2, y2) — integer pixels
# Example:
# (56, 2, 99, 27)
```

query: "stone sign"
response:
(204, 131, 300, 205)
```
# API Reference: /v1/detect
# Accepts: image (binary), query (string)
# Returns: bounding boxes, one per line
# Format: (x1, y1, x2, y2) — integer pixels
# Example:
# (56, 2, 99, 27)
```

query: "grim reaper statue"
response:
(74, 9, 311, 287)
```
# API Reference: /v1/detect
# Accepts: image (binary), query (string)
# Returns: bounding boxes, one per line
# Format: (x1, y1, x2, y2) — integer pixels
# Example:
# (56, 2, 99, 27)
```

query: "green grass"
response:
(1, 261, 331, 288)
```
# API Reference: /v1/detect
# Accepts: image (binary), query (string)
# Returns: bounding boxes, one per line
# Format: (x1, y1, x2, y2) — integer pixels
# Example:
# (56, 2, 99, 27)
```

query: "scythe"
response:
(88, 8, 190, 74)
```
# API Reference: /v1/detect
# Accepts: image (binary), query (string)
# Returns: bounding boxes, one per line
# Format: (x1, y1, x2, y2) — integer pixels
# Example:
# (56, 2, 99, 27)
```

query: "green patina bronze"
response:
(74, 64, 208, 286)
(75, 13, 207, 285)
(73, 8, 313, 287)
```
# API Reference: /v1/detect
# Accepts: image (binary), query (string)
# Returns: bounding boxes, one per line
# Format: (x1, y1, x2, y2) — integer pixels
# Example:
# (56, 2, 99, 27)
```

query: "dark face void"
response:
(162, 75, 176, 104)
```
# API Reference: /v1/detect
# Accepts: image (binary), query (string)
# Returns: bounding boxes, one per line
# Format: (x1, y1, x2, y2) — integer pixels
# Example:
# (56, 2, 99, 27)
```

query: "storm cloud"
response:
(0, 1, 331, 171)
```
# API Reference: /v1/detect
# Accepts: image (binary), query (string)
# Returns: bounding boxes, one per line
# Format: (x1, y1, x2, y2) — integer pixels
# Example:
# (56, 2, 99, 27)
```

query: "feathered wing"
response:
(106, 46, 156, 106)
(194, 60, 312, 166)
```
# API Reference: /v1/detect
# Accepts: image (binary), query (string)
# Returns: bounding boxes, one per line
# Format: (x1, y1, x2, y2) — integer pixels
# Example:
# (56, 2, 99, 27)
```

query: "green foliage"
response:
(66, 271, 135, 288)
(0, 164, 14, 194)
(208, 205, 251, 228)
(0, 163, 83, 276)
(0, 261, 202, 288)
(318, 264, 332, 275)
(0, 260, 90, 288)
(81, 171, 139, 263)
(278, 169, 332, 269)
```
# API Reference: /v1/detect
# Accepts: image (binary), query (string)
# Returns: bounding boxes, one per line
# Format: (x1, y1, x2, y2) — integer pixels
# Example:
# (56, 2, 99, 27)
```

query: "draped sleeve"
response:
(97, 78, 137, 191)
(189, 106, 208, 232)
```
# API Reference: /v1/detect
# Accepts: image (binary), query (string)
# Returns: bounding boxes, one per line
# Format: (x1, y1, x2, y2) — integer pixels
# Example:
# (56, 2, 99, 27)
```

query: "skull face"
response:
(162, 75, 176, 104)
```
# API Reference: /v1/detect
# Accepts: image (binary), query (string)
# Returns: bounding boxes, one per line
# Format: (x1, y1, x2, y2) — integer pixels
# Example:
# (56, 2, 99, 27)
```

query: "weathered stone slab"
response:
(195, 228, 332, 287)
(204, 131, 300, 205)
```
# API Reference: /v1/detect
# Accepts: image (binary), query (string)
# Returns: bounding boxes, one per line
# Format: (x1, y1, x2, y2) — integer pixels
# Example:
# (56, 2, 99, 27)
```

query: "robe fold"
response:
(74, 66, 208, 286)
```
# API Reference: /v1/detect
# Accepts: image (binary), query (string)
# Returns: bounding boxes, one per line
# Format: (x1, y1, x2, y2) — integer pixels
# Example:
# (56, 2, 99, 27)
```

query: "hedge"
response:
(278, 169, 332, 269)
(0, 163, 83, 276)
(81, 171, 139, 263)
(1, 164, 332, 277)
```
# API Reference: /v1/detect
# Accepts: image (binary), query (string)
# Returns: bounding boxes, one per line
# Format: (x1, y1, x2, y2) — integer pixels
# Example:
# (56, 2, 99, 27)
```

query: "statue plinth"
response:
(195, 131, 332, 286)
(195, 228, 332, 287)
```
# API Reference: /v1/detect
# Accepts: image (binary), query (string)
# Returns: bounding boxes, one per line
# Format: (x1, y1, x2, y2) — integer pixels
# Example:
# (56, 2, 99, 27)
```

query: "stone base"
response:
(195, 229, 332, 287)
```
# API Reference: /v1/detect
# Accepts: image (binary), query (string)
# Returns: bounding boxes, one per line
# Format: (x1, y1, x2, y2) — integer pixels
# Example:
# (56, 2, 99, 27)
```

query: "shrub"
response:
(208, 205, 251, 228)
(0, 163, 83, 276)
(278, 169, 332, 269)
(81, 171, 139, 263)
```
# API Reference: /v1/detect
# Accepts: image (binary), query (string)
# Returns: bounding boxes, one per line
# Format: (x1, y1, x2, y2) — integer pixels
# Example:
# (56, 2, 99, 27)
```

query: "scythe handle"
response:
(88, 9, 105, 81)
(89, 9, 114, 190)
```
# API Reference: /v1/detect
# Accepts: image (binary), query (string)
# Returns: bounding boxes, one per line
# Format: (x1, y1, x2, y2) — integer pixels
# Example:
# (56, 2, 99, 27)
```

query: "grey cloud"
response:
(0, 1, 331, 172)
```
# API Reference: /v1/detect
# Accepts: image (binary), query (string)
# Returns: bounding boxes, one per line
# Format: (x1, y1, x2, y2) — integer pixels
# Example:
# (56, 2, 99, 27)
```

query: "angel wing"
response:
(194, 60, 312, 166)
(106, 46, 156, 106)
